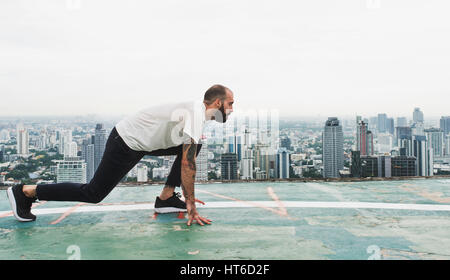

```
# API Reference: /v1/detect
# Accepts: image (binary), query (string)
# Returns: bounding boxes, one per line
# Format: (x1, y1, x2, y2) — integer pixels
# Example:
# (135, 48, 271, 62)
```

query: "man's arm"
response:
(181, 138, 197, 202)
(181, 138, 211, 226)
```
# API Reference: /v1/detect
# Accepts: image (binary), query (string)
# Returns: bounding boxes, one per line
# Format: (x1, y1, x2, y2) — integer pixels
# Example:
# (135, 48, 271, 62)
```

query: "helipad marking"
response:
(196, 189, 286, 216)
(50, 203, 86, 225)
(2, 201, 450, 219)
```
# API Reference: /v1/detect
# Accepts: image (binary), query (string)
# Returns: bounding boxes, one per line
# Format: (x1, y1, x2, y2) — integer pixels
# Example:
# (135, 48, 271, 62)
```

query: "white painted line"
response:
(2, 201, 450, 218)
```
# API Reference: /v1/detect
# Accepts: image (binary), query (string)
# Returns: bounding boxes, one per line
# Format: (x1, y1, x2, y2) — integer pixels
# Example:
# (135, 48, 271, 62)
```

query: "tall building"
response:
(411, 122, 425, 136)
(350, 151, 362, 178)
(195, 143, 208, 182)
(58, 129, 72, 155)
(377, 133, 393, 154)
(239, 128, 254, 180)
(240, 148, 254, 180)
(322, 117, 344, 178)
(56, 157, 87, 184)
(254, 144, 278, 179)
(396, 117, 408, 127)
(0, 145, 4, 162)
(377, 155, 392, 178)
(413, 108, 424, 124)
(280, 137, 291, 151)
(137, 164, 148, 182)
(221, 153, 238, 180)
(395, 126, 412, 147)
(412, 136, 433, 176)
(94, 124, 107, 172)
(356, 121, 374, 156)
(386, 118, 395, 135)
(277, 148, 290, 179)
(425, 128, 444, 158)
(16, 123, 29, 156)
(440, 116, 450, 136)
(64, 141, 78, 158)
(377, 114, 388, 133)
(35, 130, 48, 151)
(81, 138, 95, 183)
(445, 135, 450, 156)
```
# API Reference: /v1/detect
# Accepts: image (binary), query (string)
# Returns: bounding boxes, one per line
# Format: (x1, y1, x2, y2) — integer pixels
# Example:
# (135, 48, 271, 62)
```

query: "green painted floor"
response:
(1, 179, 450, 260)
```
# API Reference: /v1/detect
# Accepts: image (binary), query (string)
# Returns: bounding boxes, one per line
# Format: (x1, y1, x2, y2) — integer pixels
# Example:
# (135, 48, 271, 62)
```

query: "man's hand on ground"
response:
(186, 200, 211, 226)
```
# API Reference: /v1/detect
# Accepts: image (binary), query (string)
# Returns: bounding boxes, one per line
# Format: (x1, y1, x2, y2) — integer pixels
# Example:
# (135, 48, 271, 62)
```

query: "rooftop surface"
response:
(1, 178, 450, 260)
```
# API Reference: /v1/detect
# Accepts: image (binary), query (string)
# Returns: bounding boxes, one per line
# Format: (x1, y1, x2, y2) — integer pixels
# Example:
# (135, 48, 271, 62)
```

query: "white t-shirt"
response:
(116, 100, 206, 152)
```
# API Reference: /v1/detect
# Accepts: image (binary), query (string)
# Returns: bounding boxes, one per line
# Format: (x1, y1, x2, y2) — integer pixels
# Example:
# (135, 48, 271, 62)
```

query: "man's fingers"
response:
(186, 214, 212, 226)
(187, 216, 193, 226)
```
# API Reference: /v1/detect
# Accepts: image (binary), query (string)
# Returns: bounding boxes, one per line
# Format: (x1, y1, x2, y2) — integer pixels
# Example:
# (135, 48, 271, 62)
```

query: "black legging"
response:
(36, 127, 202, 203)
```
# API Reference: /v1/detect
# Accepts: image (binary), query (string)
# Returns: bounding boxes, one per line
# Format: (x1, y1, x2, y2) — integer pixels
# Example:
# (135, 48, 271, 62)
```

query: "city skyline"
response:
(1, 1, 450, 117)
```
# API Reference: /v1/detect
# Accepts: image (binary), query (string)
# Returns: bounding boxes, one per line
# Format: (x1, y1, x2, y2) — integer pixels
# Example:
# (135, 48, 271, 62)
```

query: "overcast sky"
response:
(1, 0, 449, 119)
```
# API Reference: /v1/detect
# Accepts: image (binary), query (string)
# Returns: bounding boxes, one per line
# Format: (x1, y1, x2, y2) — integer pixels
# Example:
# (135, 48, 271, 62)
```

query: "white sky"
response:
(0, 0, 449, 118)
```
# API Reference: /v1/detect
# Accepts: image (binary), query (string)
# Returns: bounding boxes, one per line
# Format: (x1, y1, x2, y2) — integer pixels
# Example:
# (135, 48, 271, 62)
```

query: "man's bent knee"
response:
(81, 184, 110, 204)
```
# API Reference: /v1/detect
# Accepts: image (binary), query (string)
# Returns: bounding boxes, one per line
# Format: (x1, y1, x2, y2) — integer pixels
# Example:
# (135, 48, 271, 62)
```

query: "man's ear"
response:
(214, 98, 222, 108)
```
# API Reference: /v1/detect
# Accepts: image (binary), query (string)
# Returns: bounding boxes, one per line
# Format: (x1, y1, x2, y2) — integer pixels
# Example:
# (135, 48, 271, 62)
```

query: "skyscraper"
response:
(445, 135, 450, 156)
(412, 136, 433, 176)
(377, 155, 392, 178)
(440, 116, 450, 136)
(377, 133, 394, 154)
(413, 108, 424, 124)
(396, 117, 408, 127)
(195, 142, 208, 182)
(425, 128, 444, 158)
(58, 129, 72, 155)
(64, 141, 78, 158)
(356, 121, 374, 156)
(240, 148, 254, 180)
(350, 151, 361, 178)
(386, 118, 395, 135)
(94, 124, 107, 172)
(81, 138, 95, 183)
(16, 123, 29, 156)
(0, 145, 4, 163)
(395, 126, 412, 147)
(377, 114, 388, 133)
(221, 153, 238, 180)
(277, 148, 290, 179)
(322, 117, 344, 178)
(239, 128, 254, 180)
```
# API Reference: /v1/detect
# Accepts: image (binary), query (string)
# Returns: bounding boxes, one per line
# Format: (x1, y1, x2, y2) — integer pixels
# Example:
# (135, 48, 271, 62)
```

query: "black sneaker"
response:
(154, 192, 187, 213)
(6, 185, 37, 222)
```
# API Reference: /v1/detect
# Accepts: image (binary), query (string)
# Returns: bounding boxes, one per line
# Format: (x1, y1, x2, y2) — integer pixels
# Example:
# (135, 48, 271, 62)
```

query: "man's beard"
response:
(218, 104, 227, 123)
(211, 104, 228, 123)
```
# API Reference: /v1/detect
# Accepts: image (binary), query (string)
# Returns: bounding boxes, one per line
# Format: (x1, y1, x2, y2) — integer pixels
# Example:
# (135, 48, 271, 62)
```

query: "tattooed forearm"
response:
(181, 139, 197, 202)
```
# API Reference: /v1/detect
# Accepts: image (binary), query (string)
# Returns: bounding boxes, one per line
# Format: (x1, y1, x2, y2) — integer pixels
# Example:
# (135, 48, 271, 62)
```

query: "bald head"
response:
(203, 84, 231, 105)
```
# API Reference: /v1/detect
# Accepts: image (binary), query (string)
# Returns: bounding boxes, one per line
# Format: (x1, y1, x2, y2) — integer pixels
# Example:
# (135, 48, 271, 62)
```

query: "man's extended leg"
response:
(8, 127, 144, 222)
(35, 128, 143, 203)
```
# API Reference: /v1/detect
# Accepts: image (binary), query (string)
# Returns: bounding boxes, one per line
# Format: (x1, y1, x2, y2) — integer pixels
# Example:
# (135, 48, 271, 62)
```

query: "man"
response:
(6, 84, 234, 226)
